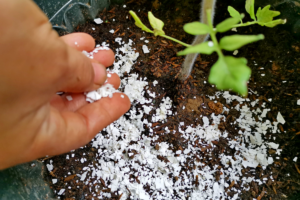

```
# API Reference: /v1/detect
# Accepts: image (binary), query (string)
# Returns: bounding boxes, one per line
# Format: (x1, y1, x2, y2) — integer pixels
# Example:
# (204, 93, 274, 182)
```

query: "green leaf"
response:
(216, 17, 241, 33)
(129, 11, 153, 33)
(209, 56, 251, 96)
(255, 5, 286, 27)
(256, 5, 284, 27)
(183, 22, 210, 35)
(264, 18, 287, 27)
(256, 5, 280, 23)
(245, 0, 256, 20)
(228, 6, 243, 20)
(148, 12, 165, 36)
(219, 34, 264, 51)
(177, 41, 216, 56)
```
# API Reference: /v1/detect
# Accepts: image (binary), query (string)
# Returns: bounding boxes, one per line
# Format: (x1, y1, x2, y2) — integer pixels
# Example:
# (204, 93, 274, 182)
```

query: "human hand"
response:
(0, 0, 131, 169)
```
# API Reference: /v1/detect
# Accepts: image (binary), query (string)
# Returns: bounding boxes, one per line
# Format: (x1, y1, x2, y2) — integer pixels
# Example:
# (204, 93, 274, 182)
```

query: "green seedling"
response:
(230, 0, 286, 28)
(129, 11, 191, 47)
(129, 0, 286, 96)
(178, 10, 264, 96)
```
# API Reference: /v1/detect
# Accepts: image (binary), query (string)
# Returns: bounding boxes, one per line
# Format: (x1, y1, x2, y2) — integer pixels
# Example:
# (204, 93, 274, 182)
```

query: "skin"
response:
(0, 0, 131, 169)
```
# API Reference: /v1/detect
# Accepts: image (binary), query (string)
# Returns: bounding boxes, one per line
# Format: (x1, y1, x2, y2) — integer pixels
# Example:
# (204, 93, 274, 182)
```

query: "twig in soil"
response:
(108, 7, 116, 13)
(42, 156, 54, 161)
(272, 185, 277, 195)
(49, 171, 57, 178)
(256, 189, 266, 200)
(291, 131, 300, 140)
(174, 70, 181, 79)
(64, 174, 77, 182)
(195, 175, 199, 187)
(129, 32, 135, 37)
(100, 177, 106, 187)
(113, 28, 120, 35)
(295, 164, 300, 174)
(153, 121, 171, 132)
(117, 193, 123, 200)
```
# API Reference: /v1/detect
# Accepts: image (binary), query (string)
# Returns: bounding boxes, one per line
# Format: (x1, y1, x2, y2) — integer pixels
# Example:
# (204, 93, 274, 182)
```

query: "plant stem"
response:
(233, 21, 257, 28)
(206, 9, 223, 59)
(160, 35, 191, 47)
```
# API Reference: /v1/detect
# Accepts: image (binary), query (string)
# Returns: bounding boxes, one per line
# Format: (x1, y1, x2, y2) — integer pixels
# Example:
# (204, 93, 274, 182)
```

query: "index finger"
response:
(60, 33, 95, 52)
(61, 33, 115, 67)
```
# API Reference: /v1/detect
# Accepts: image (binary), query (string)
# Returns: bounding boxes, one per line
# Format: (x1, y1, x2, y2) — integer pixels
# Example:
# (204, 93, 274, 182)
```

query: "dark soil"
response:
(45, 0, 300, 199)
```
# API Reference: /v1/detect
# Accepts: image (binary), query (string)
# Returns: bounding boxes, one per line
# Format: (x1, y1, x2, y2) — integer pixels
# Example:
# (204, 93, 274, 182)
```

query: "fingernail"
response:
(92, 62, 106, 85)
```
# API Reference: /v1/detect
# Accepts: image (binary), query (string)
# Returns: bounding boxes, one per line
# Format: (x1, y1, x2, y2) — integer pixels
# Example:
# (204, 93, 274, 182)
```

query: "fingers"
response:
(92, 49, 115, 67)
(77, 93, 131, 135)
(61, 32, 115, 67)
(51, 72, 121, 112)
(105, 72, 121, 88)
(58, 33, 116, 93)
(32, 93, 131, 157)
(50, 94, 87, 112)
(57, 46, 107, 93)
(60, 33, 95, 52)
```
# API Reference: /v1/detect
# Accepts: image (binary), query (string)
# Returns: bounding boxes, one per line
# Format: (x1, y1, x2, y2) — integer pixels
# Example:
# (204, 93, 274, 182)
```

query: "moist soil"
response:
(45, 0, 300, 199)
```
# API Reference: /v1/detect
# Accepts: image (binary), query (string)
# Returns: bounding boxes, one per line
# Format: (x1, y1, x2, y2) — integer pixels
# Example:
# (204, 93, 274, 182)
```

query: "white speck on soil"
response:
(94, 18, 103, 24)
(142, 45, 150, 54)
(57, 189, 65, 195)
(277, 112, 285, 124)
(294, 157, 298, 162)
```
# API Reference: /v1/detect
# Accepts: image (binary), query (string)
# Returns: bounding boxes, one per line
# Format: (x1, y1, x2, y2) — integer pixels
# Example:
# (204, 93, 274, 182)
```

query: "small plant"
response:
(230, 0, 286, 28)
(129, 0, 286, 96)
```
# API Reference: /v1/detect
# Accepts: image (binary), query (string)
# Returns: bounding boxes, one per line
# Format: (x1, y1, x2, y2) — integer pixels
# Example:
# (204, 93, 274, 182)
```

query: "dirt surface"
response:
(45, 0, 300, 199)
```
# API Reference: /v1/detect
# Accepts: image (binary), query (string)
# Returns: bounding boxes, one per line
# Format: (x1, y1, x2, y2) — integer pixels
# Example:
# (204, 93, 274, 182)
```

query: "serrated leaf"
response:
(177, 41, 216, 56)
(228, 6, 242, 20)
(219, 34, 264, 51)
(148, 12, 165, 35)
(183, 22, 210, 35)
(245, 0, 256, 20)
(209, 56, 251, 96)
(256, 5, 281, 24)
(129, 11, 153, 33)
(263, 19, 287, 27)
(216, 17, 241, 33)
